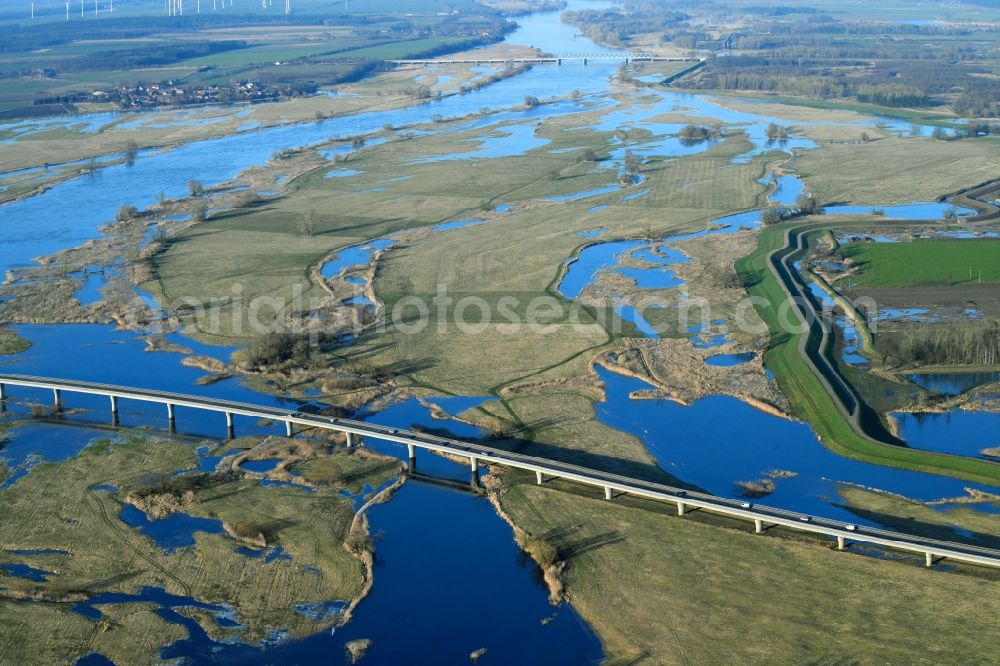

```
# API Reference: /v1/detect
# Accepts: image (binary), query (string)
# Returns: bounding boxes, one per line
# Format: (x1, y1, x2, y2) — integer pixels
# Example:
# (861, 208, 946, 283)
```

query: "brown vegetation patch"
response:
(124, 489, 195, 520)
(597, 337, 787, 416)
(223, 521, 267, 548)
(345, 638, 372, 664)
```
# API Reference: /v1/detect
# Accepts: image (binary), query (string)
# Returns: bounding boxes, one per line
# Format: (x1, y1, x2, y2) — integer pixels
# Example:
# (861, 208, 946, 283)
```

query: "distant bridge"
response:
(2, 373, 1000, 572)
(388, 55, 705, 66)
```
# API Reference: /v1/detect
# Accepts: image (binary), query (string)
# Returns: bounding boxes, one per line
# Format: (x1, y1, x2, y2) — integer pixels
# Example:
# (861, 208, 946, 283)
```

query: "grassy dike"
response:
(736, 221, 1000, 486)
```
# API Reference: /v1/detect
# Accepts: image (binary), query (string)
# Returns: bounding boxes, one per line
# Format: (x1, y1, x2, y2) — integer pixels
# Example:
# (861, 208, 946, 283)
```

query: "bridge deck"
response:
(2, 373, 998, 570)
(388, 55, 704, 65)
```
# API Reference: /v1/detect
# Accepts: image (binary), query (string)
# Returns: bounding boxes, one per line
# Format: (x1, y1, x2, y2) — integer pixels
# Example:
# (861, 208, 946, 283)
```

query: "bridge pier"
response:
(225, 412, 234, 439)
(604, 486, 613, 500)
(583, 58, 588, 66)
(166, 403, 175, 422)
(0, 383, 5, 400)
(346, 432, 356, 449)
(677, 502, 686, 516)
(53, 388, 62, 410)
(837, 535, 846, 550)
(109, 395, 118, 415)
(557, 58, 561, 66)
(407, 443, 416, 460)
(285, 421, 294, 437)
(754, 519, 763, 534)
(925, 552, 935, 568)
(470, 456, 479, 485)
(536, 470, 544, 485)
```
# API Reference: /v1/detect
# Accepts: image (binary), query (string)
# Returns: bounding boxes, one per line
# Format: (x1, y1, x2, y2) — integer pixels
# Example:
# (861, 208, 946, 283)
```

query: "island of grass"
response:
(0, 326, 30, 355)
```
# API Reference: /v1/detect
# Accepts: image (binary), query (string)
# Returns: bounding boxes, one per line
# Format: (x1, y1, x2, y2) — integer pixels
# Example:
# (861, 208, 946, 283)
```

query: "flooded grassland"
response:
(1, 2, 1000, 662)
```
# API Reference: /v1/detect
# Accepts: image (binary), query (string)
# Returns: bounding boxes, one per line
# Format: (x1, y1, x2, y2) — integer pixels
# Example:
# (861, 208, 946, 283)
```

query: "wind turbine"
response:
(30, 2, 34, 18)
(66, 1, 70, 19)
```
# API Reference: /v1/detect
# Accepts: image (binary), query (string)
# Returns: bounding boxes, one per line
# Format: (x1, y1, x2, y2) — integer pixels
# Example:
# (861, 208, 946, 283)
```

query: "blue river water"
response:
(705, 352, 756, 367)
(904, 372, 1000, 396)
(593, 369, 1000, 521)
(893, 410, 1000, 459)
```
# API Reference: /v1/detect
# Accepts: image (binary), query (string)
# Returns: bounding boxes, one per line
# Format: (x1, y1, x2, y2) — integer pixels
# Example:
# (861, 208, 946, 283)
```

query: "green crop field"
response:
(330, 36, 469, 60)
(843, 239, 1000, 288)
(174, 43, 352, 68)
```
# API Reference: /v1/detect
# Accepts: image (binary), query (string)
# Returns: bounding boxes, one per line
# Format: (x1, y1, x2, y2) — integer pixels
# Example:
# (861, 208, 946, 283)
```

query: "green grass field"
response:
(843, 239, 1000, 288)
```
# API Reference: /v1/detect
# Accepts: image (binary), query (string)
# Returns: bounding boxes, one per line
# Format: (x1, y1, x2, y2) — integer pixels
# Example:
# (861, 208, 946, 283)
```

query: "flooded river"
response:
(0, 0, 996, 661)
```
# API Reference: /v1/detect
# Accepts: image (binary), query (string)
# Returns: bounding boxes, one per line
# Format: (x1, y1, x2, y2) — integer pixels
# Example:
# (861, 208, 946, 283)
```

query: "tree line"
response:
(876, 320, 1000, 368)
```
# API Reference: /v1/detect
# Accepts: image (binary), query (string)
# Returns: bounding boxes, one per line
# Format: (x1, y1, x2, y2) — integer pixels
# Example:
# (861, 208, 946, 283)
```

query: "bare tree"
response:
(116, 204, 138, 222)
(299, 211, 317, 237)
(125, 139, 138, 167)
(191, 202, 208, 222)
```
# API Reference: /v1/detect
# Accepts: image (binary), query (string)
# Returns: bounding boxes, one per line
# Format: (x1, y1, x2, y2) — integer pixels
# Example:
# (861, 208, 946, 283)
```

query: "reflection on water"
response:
(904, 372, 1000, 396)
(894, 410, 1000, 458)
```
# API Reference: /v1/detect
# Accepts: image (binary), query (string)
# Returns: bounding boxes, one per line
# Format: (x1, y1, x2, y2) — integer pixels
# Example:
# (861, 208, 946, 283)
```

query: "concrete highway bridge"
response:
(2, 373, 1000, 571)
(388, 54, 704, 66)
